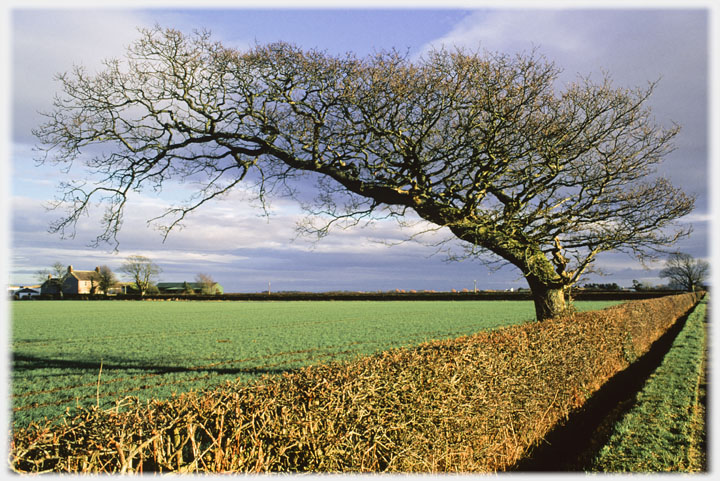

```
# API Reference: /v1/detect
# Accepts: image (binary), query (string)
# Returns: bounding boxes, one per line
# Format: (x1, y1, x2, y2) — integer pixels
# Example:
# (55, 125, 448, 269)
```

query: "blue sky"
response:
(2, 1, 715, 293)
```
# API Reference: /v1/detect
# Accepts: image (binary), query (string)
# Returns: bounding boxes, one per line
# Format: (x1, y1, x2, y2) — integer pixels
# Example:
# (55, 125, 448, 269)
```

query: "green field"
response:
(11, 299, 619, 427)
(590, 298, 708, 472)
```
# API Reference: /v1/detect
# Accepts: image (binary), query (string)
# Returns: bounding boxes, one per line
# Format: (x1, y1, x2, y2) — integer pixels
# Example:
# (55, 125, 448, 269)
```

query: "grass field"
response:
(589, 298, 708, 472)
(10, 299, 620, 428)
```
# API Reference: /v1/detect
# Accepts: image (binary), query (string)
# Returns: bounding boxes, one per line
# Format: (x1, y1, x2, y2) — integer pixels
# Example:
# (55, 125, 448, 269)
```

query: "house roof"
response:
(68, 270, 98, 281)
(157, 282, 211, 289)
(16, 287, 40, 293)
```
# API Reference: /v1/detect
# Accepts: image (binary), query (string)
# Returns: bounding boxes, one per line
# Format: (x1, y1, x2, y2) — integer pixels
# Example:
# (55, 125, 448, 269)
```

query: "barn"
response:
(157, 281, 224, 295)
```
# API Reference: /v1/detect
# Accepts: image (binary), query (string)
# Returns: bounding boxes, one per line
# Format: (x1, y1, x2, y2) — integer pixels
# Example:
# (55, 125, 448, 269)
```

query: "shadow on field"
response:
(12, 353, 292, 377)
(509, 307, 692, 472)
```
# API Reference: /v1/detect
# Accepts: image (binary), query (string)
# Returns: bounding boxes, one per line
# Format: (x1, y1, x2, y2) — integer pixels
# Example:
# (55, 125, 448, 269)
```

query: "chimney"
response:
(68, 265, 73, 273)
(95, 266, 100, 273)
(47, 274, 52, 280)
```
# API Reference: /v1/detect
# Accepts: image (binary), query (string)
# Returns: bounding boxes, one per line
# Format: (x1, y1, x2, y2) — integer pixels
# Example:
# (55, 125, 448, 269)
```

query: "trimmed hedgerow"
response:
(10, 293, 701, 473)
(589, 297, 707, 472)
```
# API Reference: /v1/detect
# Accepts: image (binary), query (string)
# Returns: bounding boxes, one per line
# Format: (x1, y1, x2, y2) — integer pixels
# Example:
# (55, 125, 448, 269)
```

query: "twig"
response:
(96, 360, 103, 408)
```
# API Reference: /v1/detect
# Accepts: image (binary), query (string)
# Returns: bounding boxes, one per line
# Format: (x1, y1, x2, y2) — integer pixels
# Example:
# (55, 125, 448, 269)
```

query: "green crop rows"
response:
(11, 300, 618, 428)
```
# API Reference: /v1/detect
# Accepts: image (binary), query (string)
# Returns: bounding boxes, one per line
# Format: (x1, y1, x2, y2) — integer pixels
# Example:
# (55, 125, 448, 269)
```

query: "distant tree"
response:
(94, 265, 118, 295)
(36, 261, 68, 296)
(33, 27, 695, 320)
(195, 273, 218, 295)
(119, 255, 161, 296)
(182, 281, 195, 295)
(35, 261, 66, 283)
(659, 252, 709, 292)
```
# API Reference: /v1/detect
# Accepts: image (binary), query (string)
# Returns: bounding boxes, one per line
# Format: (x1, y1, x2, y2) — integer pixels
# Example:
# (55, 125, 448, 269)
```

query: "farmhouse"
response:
(41, 265, 101, 295)
(157, 282, 224, 295)
(64, 266, 101, 294)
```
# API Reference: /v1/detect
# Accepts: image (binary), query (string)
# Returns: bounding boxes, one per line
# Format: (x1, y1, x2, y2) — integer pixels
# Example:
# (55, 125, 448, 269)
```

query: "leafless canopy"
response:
(195, 273, 218, 295)
(118, 255, 161, 296)
(34, 27, 694, 319)
(659, 252, 708, 292)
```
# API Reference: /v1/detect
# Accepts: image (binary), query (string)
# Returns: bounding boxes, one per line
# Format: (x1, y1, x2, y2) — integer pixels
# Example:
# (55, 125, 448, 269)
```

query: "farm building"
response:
(41, 265, 101, 295)
(157, 282, 224, 295)
(108, 283, 133, 295)
(40, 276, 63, 295)
(9, 286, 41, 299)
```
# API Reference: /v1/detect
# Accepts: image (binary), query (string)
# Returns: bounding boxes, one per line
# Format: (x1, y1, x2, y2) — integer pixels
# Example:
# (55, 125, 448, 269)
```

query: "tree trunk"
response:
(527, 279, 568, 321)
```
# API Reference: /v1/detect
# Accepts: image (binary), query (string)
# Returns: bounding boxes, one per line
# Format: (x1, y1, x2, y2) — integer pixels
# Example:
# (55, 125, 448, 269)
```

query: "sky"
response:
(2, 0, 716, 294)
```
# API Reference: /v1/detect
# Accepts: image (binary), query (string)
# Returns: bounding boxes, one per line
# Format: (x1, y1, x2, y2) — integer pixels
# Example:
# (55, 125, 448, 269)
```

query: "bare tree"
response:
(34, 28, 694, 320)
(659, 252, 708, 292)
(119, 255, 161, 296)
(195, 273, 218, 295)
(35, 261, 67, 283)
(36, 261, 69, 296)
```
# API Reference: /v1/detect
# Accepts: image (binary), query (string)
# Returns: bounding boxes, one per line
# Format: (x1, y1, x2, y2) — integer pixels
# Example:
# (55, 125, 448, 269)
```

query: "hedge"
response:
(10, 292, 701, 473)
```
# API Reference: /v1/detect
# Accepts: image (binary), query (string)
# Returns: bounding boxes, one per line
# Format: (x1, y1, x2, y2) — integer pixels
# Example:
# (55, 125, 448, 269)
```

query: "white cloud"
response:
(419, 9, 707, 124)
(11, 178, 437, 261)
(680, 212, 713, 224)
(420, 10, 591, 60)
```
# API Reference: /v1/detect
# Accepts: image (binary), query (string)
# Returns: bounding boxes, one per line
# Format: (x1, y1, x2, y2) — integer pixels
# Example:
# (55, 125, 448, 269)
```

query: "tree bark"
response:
(526, 278, 568, 321)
